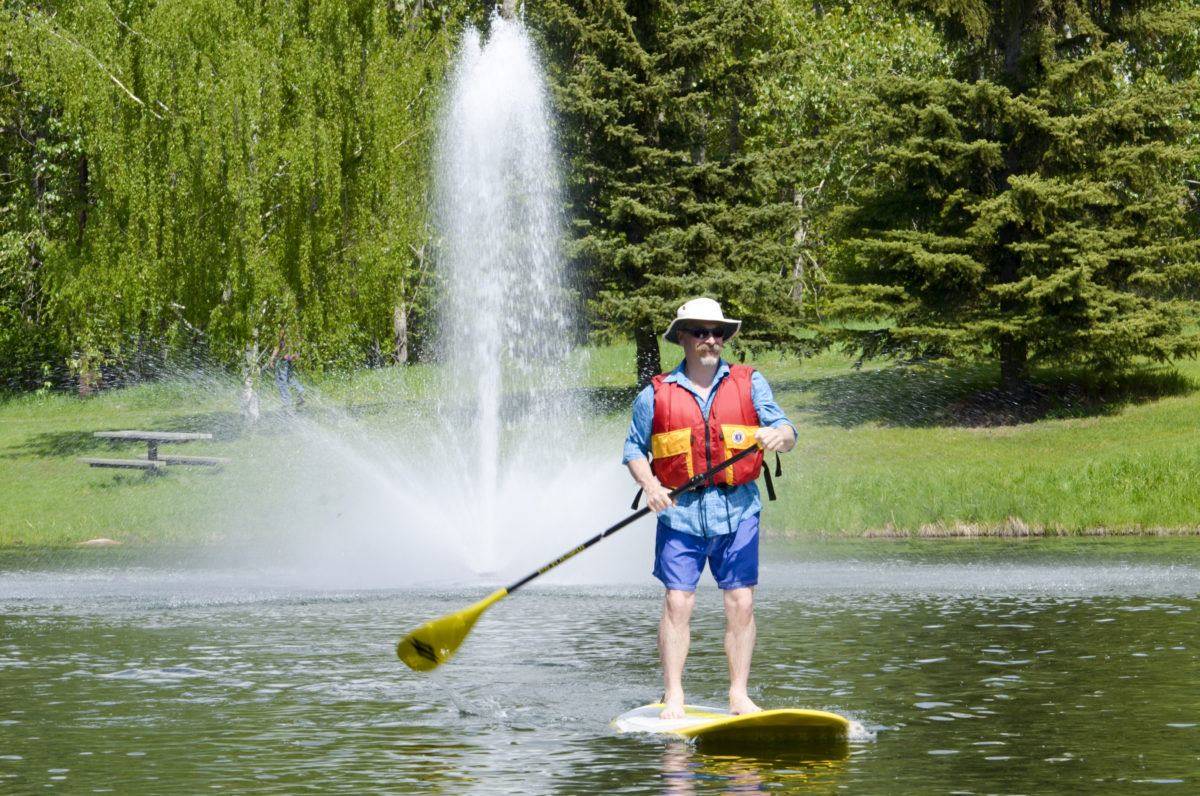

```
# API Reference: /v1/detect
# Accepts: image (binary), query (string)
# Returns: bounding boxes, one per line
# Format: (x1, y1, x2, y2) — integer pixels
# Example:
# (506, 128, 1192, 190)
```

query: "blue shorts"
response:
(652, 513, 760, 592)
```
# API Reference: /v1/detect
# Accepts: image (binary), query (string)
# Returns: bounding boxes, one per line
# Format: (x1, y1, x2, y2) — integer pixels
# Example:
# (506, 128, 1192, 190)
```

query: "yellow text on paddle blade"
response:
(396, 588, 508, 671)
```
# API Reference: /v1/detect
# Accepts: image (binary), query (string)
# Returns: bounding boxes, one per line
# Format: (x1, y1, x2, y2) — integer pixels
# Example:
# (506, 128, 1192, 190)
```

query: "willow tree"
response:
(1, 0, 453, 388)
(829, 0, 1200, 391)
(0, 44, 82, 390)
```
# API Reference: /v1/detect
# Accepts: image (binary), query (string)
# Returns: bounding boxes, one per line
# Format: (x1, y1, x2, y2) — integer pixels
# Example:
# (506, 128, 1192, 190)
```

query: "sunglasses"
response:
(683, 326, 725, 341)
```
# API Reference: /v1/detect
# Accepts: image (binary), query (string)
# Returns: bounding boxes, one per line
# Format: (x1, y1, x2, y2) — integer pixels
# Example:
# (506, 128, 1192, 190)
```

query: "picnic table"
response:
(82, 430, 229, 472)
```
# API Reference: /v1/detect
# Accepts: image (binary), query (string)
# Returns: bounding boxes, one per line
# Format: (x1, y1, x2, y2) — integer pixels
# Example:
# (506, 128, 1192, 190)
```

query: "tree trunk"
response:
(791, 186, 806, 305)
(392, 303, 408, 365)
(76, 356, 100, 397)
(240, 340, 261, 425)
(635, 325, 661, 388)
(727, 91, 742, 157)
(75, 154, 89, 248)
(999, 336, 1028, 393)
(995, 5, 1033, 394)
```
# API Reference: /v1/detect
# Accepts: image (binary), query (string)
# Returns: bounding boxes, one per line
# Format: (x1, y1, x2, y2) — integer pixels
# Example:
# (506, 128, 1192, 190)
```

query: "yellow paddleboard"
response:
(613, 704, 850, 747)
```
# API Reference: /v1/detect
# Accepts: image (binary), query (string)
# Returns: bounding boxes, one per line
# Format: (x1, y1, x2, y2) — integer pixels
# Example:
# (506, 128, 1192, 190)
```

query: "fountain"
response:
(434, 11, 580, 573)
(207, 11, 638, 587)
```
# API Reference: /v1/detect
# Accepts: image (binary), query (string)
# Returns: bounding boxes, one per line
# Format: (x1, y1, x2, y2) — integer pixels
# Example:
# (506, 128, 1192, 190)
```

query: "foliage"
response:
(535, 0, 800, 384)
(4, 0, 1200, 401)
(0, 0, 457, 389)
(828, 0, 1200, 389)
(0, 48, 80, 390)
(753, 1, 949, 314)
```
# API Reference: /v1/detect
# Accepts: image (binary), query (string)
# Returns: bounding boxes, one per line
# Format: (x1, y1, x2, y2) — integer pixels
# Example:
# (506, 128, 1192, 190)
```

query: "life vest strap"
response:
(760, 452, 782, 501)
(762, 460, 777, 501)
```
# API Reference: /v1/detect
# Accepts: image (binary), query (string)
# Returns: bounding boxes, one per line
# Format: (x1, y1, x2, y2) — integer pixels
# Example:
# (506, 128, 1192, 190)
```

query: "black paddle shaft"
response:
(504, 444, 762, 594)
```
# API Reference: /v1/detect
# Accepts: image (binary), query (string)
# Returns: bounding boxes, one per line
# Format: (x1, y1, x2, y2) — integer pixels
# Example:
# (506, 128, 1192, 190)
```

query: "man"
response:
(623, 297, 797, 719)
(268, 325, 305, 410)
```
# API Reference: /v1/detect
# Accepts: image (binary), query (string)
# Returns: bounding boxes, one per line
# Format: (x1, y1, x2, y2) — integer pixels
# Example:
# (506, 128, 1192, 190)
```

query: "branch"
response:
(390, 131, 421, 154)
(405, 240, 432, 300)
(168, 302, 204, 337)
(34, 14, 164, 120)
(100, 0, 160, 49)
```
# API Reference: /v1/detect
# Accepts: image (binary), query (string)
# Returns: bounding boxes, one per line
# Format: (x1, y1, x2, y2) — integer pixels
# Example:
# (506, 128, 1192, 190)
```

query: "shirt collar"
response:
(664, 359, 730, 390)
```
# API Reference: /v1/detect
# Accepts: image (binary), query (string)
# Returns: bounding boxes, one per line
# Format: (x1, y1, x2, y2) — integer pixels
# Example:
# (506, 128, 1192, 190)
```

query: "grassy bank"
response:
(2, 346, 1198, 547)
(778, 369, 1200, 536)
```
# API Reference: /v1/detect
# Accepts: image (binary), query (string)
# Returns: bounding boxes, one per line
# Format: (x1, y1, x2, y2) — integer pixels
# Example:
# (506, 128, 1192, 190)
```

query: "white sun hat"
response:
(663, 297, 741, 344)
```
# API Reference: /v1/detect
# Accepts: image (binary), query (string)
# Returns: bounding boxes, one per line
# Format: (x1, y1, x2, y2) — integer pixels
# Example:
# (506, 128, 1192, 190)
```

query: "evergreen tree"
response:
(829, 0, 1200, 391)
(537, 0, 797, 385)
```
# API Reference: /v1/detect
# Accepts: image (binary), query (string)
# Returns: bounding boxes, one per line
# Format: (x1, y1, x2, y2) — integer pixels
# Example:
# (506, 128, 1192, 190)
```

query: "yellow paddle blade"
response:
(396, 587, 508, 671)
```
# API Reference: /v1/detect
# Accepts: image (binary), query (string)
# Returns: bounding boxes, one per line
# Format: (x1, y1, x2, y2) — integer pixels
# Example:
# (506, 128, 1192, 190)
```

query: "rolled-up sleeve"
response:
(751, 371, 796, 436)
(622, 385, 655, 464)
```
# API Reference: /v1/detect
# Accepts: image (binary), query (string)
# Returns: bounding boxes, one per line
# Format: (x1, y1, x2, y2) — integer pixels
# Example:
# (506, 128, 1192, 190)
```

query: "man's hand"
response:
(643, 479, 675, 513)
(627, 458, 676, 513)
(755, 424, 796, 453)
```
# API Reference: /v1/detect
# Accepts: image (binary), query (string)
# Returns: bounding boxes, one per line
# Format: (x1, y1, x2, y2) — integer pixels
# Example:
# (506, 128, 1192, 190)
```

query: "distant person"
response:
(623, 298, 797, 719)
(269, 326, 305, 410)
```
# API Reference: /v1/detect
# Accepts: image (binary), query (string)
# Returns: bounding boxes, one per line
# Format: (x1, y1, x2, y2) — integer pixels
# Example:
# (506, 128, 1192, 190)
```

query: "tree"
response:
(0, 0, 457, 389)
(752, 1, 947, 314)
(0, 49, 84, 390)
(828, 0, 1200, 391)
(536, 0, 799, 385)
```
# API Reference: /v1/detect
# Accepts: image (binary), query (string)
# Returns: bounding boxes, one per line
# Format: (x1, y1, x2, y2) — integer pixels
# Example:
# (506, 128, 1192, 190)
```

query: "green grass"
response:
(0, 378, 254, 547)
(3, 344, 1199, 547)
(744, 349, 1200, 536)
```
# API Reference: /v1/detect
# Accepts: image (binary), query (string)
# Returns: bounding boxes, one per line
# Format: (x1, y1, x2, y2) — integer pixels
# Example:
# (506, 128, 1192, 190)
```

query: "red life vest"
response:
(650, 364, 764, 489)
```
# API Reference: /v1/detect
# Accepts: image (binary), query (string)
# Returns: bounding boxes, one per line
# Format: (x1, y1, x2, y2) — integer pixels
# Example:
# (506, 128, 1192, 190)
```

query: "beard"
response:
(698, 351, 720, 367)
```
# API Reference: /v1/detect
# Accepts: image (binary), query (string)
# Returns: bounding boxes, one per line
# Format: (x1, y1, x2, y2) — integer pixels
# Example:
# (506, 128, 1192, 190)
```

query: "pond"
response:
(3, 538, 1199, 793)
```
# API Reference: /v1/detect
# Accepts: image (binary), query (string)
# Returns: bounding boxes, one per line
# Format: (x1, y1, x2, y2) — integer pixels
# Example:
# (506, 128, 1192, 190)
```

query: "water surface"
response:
(3, 538, 1199, 793)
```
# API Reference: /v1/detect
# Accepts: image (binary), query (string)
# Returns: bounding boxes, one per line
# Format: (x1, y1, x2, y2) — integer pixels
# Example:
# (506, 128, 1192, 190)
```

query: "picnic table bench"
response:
(82, 431, 229, 472)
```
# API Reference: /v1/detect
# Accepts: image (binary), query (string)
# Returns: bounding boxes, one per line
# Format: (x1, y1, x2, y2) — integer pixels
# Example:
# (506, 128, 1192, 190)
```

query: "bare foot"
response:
(729, 692, 761, 715)
(660, 692, 686, 720)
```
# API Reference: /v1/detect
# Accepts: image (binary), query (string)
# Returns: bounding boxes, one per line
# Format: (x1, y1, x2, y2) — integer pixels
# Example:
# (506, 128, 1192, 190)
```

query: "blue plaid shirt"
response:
(622, 360, 795, 537)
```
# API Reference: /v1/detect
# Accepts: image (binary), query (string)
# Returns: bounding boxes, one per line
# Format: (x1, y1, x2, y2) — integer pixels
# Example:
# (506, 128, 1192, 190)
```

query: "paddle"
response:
(396, 443, 764, 671)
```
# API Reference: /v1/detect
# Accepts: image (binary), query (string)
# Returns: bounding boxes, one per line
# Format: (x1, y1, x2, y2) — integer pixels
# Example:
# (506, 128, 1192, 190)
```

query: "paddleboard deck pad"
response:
(613, 704, 850, 747)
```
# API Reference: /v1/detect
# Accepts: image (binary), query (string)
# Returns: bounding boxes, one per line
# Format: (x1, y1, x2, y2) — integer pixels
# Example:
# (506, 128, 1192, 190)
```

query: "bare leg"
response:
(659, 589, 695, 719)
(724, 587, 760, 714)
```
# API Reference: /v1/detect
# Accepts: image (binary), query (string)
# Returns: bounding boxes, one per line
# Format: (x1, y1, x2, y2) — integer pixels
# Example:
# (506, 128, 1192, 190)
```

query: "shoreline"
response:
(5, 525, 1200, 553)
(778, 522, 1200, 540)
